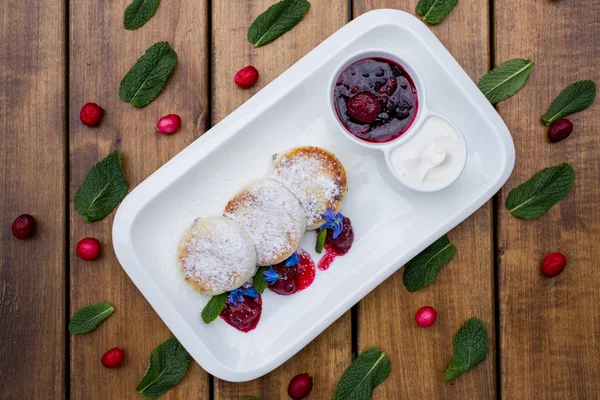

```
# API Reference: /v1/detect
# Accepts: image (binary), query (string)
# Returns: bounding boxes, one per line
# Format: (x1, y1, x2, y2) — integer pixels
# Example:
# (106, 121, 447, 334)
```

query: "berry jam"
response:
(318, 217, 354, 271)
(333, 58, 417, 143)
(269, 249, 316, 295)
(220, 293, 262, 333)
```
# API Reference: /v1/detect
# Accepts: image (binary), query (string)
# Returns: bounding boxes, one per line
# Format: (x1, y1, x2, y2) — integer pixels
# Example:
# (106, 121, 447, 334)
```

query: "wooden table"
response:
(1, 0, 599, 398)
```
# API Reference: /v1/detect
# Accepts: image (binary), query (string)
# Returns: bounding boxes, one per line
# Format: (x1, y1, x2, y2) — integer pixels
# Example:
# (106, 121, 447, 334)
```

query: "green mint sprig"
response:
(124, 0, 160, 30)
(201, 293, 228, 324)
(505, 163, 574, 220)
(136, 338, 192, 400)
(119, 41, 177, 108)
(416, 0, 458, 25)
(74, 150, 129, 222)
(333, 348, 390, 400)
(253, 267, 270, 294)
(403, 235, 456, 292)
(248, 0, 310, 48)
(542, 80, 596, 125)
(477, 59, 533, 104)
(68, 302, 114, 334)
(315, 229, 327, 254)
(445, 318, 489, 381)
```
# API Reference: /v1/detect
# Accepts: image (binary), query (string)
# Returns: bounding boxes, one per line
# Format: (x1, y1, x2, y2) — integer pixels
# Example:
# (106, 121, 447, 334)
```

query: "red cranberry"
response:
(101, 347, 125, 368)
(76, 238, 101, 261)
(288, 373, 313, 400)
(548, 119, 573, 142)
(11, 214, 36, 239)
(325, 216, 354, 256)
(415, 306, 437, 327)
(157, 114, 181, 135)
(234, 66, 259, 89)
(541, 252, 567, 277)
(80, 103, 105, 127)
(269, 263, 297, 295)
(346, 92, 381, 124)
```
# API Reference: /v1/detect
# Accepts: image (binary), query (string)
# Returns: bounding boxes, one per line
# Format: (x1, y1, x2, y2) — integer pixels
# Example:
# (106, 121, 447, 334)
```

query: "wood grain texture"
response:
(353, 1, 497, 398)
(69, 0, 210, 398)
(211, 0, 351, 398)
(495, 1, 600, 398)
(0, 1, 66, 399)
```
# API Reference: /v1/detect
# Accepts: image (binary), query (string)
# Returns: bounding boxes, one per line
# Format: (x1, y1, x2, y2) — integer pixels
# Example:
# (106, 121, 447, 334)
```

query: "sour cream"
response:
(390, 116, 466, 191)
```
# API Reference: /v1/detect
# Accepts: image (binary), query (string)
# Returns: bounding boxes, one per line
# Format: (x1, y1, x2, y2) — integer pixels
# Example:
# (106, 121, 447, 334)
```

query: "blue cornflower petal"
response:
(320, 207, 344, 238)
(244, 287, 259, 298)
(263, 265, 280, 283)
(229, 288, 245, 306)
(285, 253, 300, 267)
(326, 207, 336, 221)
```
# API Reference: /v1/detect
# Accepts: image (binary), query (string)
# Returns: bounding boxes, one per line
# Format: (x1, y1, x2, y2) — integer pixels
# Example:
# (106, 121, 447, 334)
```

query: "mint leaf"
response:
(201, 293, 227, 324)
(315, 229, 327, 254)
(542, 80, 596, 125)
(124, 0, 160, 30)
(74, 150, 129, 222)
(445, 318, 489, 381)
(69, 302, 114, 334)
(253, 267, 270, 294)
(402, 235, 456, 292)
(477, 59, 533, 104)
(333, 348, 390, 400)
(119, 41, 177, 108)
(248, 0, 310, 48)
(505, 163, 574, 220)
(136, 338, 192, 400)
(416, 0, 458, 24)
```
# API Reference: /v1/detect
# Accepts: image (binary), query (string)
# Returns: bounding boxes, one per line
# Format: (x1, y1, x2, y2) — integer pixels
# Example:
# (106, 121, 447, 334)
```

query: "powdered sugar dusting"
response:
(178, 217, 257, 295)
(224, 179, 306, 265)
(270, 147, 347, 229)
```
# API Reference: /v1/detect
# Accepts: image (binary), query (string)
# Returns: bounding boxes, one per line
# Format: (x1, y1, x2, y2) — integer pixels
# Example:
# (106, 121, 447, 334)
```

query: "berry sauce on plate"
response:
(269, 249, 316, 295)
(318, 216, 354, 271)
(220, 292, 262, 333)
(333, 57, 418, 143)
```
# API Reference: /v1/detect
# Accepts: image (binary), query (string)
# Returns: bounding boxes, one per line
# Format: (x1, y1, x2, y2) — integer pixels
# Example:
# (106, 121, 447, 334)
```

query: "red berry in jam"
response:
(415, 306, 437, 328)
(157, 114, 181, 135)
(288, 373, 313, 400)
(79, 102, 105, 127)
(548, 119, 573, 143)
(76, 237, 101, 261)
(346, 91, 381, 124)
(269, 263, 297, 295)
(541, 252, 567, 277)
(101, 347, 125, 368)
(325, 216, 354, 256)
(234, 66, 259, 89)
(11, 214, 36, 239)
(220, 294, 262, 333)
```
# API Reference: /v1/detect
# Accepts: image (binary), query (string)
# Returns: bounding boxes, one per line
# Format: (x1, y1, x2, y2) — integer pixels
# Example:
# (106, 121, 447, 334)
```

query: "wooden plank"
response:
(353, 1, 497, 398)
(69, 0, 210, 398)
(495, 1, 600, 398)
(211, 0, 351, 398)
(0, 0, 66, 398)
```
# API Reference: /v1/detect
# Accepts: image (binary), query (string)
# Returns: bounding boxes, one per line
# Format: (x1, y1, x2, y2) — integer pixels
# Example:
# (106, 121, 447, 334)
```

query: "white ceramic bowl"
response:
(328, 49, 468, 192)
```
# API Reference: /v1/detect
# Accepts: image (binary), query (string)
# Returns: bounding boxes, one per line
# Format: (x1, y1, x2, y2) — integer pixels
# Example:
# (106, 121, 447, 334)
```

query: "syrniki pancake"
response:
(177, 216, 257, 295)
(270, 146, 348, 230)
(224, 179, 306, 266)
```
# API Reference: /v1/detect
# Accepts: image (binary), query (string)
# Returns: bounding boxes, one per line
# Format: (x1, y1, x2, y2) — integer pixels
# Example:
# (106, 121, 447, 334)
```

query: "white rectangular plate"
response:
(113, 9, 514, 382)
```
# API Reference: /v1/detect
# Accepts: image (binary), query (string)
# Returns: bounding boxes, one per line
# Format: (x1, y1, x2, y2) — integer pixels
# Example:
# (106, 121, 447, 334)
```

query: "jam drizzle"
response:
(269, 249, 316, 295)
(318, 216, 354, 271)
(220, 292, 262, 333)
